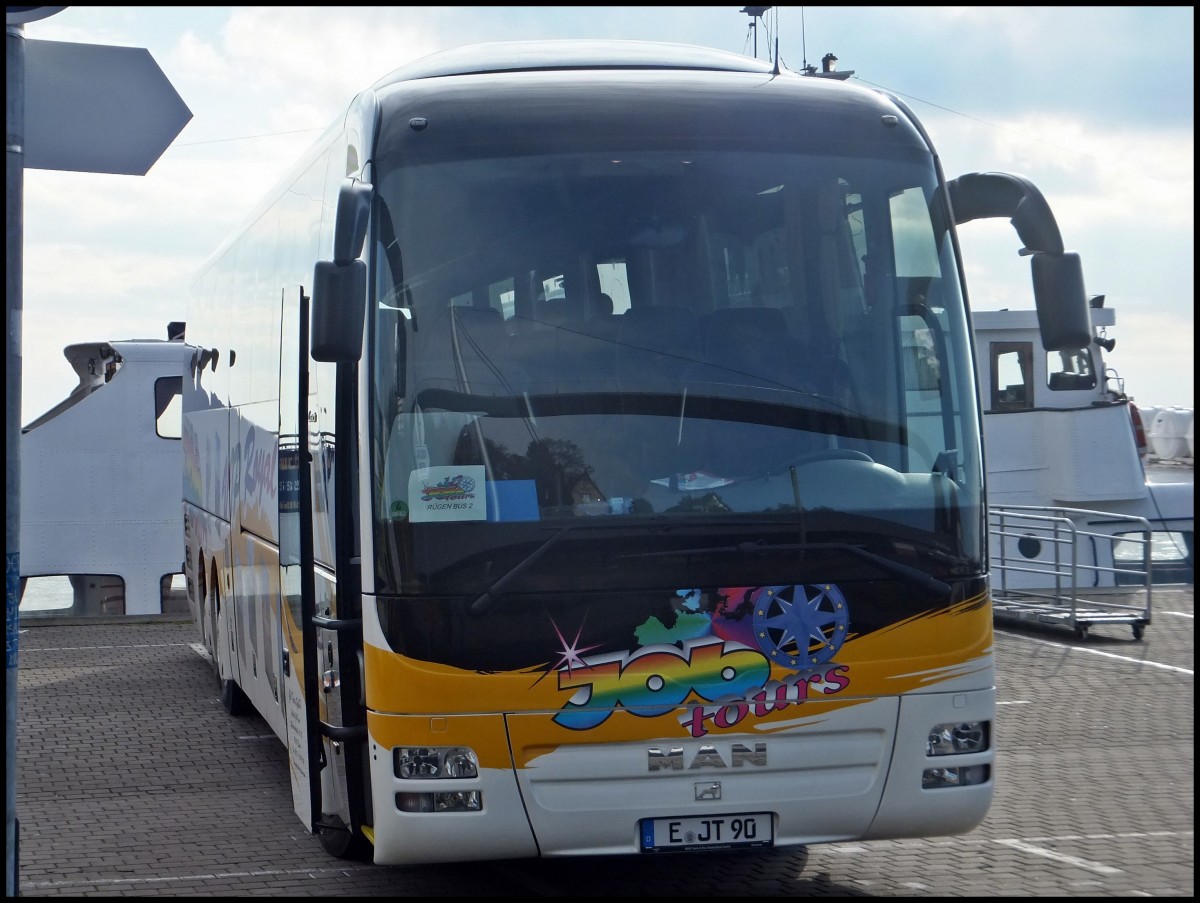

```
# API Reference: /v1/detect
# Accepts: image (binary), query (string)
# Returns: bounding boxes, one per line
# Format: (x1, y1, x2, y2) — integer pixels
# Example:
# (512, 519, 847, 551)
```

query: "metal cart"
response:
(988, 505, 1153, 640)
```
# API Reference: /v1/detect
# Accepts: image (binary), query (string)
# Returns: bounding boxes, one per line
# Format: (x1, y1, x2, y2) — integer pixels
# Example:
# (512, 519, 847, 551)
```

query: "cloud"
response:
(17, 6, 1194, 419)
(216, 7, 447, 105)
(844, 6, 1193, 128)
(173, 27, 231, 83)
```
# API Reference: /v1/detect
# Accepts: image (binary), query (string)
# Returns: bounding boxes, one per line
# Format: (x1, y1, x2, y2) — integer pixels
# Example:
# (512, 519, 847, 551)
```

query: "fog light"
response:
(434, 790, 482, 811)
(395, 746, 479, 779)
(922, 765, 989, 789)
(396, 790, 483, 813)
(927, 721, 989, 756)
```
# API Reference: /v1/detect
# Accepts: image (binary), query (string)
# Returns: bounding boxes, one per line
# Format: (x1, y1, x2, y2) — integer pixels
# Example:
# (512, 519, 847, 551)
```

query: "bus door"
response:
(278, 284, 321, 831)
(279, 282, 368, 856)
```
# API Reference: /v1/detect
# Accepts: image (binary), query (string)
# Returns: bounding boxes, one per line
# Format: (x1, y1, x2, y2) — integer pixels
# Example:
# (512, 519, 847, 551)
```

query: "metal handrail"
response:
(987, 504, 1153, 637)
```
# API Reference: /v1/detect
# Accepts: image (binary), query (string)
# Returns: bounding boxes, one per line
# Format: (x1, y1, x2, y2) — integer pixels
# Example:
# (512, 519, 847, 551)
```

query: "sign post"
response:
(5, 8, 192, 894)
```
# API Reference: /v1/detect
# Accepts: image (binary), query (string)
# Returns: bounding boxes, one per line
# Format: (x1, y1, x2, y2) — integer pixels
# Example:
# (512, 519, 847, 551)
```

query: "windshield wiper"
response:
(467, 526, 573, 617)
(617, 540, 952, 602)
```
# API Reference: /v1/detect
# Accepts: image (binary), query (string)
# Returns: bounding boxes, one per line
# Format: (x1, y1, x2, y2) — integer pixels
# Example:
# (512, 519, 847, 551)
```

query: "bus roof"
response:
(370, 46, 922, 165)
(369, 39, 779, 89)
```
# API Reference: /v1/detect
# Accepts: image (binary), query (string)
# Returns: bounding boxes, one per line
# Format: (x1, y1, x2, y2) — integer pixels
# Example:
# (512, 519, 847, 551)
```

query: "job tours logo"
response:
(551, 584, 853, 737)
(420, 474, 477, 501)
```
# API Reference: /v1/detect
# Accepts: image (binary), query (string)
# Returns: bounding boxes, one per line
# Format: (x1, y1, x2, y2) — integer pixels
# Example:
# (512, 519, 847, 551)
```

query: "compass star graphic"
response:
(751, 584, 850, 668)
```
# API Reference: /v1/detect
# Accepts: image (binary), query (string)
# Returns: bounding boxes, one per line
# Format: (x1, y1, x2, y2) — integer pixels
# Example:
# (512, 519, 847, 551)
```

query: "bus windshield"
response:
(369, 145, 983, 598)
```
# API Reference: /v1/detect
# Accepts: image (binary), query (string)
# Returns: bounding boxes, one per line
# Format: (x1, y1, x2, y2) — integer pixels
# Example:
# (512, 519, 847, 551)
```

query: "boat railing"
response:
(988, 505, 1153, 639)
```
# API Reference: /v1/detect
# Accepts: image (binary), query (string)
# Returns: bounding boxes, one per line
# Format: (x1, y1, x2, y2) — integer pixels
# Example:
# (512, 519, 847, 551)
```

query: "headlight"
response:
(926, 721, 989, 756)
(394, 746, 483, 813)
(923, 721, 990, 790)
(395, 746, 479, 779)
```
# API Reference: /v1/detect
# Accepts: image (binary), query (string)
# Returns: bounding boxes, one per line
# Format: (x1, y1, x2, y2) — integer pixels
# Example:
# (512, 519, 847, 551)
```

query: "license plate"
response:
(640, 813, 773, 852)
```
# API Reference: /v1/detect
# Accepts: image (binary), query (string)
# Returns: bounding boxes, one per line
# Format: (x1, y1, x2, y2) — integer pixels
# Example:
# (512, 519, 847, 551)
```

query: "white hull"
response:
(19, 331, 193, 618)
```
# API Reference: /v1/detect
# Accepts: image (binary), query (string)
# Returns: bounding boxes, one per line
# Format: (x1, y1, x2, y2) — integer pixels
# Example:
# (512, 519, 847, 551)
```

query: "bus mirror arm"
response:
(332, 179, 372, 265)
(946, 172, 1092, 352)
(311, 179, 373, 362)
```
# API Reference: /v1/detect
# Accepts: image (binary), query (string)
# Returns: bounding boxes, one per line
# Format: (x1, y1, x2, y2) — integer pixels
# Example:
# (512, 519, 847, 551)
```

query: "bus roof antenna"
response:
(801, 6, 811, 74)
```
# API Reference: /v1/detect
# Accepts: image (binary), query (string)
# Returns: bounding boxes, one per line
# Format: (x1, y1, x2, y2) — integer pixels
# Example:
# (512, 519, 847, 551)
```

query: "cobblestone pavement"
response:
(13, 586, 1193, 896)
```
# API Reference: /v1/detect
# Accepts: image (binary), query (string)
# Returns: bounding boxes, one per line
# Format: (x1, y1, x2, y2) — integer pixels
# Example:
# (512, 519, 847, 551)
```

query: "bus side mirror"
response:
(947, 172, 1092, 353)
(1031, 251, 1092, 351)
(312, 179, 372, 362)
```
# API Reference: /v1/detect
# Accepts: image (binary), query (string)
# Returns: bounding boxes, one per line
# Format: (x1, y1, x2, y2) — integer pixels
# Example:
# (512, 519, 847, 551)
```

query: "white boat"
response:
(18, 325, 193, 618)
(974, 301, 1193, 635)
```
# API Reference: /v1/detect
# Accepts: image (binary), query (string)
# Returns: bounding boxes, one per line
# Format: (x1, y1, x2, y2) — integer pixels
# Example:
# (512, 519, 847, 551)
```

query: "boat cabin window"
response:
(1046, 347, 1096, 391)
(990, 341, 1033, 411)
(155, 376, 183, 439)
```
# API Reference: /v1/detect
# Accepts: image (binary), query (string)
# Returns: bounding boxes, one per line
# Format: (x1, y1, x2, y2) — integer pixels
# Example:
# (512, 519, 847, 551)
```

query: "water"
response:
(18, 575, 75, 612)
(18, 573, 189, 615)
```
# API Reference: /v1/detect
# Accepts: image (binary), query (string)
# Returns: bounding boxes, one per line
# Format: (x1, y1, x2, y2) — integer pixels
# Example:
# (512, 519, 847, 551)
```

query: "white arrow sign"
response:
(23, 39, 192, 175)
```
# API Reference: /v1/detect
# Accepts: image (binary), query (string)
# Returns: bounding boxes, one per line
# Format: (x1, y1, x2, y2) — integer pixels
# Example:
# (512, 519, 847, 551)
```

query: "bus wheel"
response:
(319, 815, 373, 861)
(220, 677, 251, 716)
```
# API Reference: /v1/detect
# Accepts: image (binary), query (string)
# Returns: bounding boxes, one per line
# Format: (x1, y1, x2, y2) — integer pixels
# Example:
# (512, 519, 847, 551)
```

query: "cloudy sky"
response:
(17, 5, 1194, 422)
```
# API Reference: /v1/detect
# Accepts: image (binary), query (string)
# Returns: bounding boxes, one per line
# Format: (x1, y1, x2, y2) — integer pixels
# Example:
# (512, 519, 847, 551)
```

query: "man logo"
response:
(647, 742, 767, 771)
(695, 781, 721, 801)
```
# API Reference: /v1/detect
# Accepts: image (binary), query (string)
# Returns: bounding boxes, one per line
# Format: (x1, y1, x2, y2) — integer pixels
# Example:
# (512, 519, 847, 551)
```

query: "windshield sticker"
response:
(408, 466, 486, 522)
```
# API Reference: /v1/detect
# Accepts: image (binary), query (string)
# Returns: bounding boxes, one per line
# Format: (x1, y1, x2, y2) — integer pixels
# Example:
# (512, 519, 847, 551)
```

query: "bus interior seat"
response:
(610, 306, 703, 481)
(590, 292, 614, 318)
(700, 306, 807, 391)
(514, 294, 621, 390)
(616, 305, 702, 386)
(534, 297, 586, 326)
(694, 307, 833, 478)
(417, 305, 523, 394)
(705, 307, 788, 348)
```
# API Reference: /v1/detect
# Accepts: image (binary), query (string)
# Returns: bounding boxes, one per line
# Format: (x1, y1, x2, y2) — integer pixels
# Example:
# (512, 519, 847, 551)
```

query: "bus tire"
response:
(220, 676, 252, 716)
(318, 814, 373, 861)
